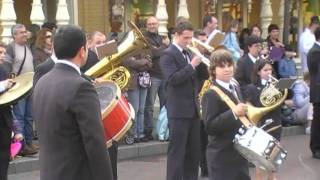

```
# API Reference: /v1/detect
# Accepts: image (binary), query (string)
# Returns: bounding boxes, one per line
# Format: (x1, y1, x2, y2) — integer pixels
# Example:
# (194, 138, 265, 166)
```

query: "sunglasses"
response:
(45, 35, 52, 39)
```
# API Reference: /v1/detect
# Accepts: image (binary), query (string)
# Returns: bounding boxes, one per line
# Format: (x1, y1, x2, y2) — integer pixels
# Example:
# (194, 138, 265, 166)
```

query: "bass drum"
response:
(95, 81, 134, 147)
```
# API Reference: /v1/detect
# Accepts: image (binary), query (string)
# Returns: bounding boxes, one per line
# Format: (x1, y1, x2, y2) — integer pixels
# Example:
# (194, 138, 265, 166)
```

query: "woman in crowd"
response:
(32, 28, 53, 67)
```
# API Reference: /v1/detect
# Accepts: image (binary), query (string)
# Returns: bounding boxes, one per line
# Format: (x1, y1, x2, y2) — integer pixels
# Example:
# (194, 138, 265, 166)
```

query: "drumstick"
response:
(265, 125, 282, 133)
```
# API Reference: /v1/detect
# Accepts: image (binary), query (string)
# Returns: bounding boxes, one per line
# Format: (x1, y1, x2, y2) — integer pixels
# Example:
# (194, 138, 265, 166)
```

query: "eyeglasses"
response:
(45, 35, 52, 39)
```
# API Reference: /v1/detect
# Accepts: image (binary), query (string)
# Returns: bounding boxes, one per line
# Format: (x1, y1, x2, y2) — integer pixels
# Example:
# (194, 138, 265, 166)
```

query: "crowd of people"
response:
(0, 13, 319, 180)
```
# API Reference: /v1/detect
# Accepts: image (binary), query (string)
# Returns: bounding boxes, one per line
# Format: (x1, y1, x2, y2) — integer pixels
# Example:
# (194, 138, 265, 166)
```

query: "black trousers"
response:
(166, 117, 200, 180)
(108, 141, 118, 180)
(0, 119, 11, 180)
(310, 103, 320, 154)
(200, 120, 208, 173)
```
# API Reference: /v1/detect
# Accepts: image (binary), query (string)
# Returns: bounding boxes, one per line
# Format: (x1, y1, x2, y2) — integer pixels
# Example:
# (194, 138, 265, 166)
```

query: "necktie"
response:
(182, 49, 189, 63)
(229, 84, 240, 103)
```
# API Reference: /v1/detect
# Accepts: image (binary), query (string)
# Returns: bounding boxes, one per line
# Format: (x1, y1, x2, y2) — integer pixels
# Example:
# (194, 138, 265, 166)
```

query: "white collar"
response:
(173, 42, 184, 53)
(51, 54, 58, 63)
(248, 53, 258, 63)
(216, 79, 233, 92)
(261, 79, 268, 86)
(315, 41, 320, 47)
(55, 59, 81, 75)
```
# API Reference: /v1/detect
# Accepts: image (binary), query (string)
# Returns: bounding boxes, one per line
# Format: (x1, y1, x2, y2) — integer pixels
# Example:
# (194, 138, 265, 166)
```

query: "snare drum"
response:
(95, 81, 133, 147)
(233, 126, 287, 171)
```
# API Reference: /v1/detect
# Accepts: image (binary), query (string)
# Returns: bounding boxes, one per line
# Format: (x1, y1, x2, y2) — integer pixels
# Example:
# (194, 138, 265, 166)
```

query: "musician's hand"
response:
(93, 77, 105, 85)
(232, 103, 248, 117)
(190, 56, 202, 68)
(274, 41, 284, 48)
(14, 133, 23, 141)
(162, 37, 170, 46)
(4, 79, 14, 90)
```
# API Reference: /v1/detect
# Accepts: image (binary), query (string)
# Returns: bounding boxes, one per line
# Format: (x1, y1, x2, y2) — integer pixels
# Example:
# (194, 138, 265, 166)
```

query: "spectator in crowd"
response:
(299, 16, 320, 73)
(285, 72, 313, 127)
(160, 21, 208, 180)
(266, 24, 284, 77)
(235, 35, 262, 93)
(41, 22, 57, 31)
(123, 53, 152, 143)
(250, 25, 262, 37)
(202, 15, 221, 45)
(143, 16, 168, 141)
(26, 24, 40, 50)
(278, 45, 297, 78)
(239, 28, 250, 50)
(307, 26, 320, 159)
(0, 41, 15, 180)
(80, 31, 106, 72)
(32, 28, 53, 67)
(223, 19, 243, 62)
(4, 24, 38, 156)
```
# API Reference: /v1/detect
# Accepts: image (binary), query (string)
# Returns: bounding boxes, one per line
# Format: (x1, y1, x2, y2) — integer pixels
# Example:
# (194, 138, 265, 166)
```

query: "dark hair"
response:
(226, 19, 239, 33)
(175, 16, 189, 26)
(209, 49, 234, 79)
(268, 24, 279, 33)
(202, 15, 212, 29)
(315, 26, 320, 40)
(193, 29, 207, 38)
(42, 22, 57, 31)
(310, 16, 320, 26)
(245, 35, 262, 47)
(53, 25, 87, 60)
(251, 59, 273, 84)
(250, 25, 262, 35)
(239, 28, 250, 50)
(174, 21, 193, 35)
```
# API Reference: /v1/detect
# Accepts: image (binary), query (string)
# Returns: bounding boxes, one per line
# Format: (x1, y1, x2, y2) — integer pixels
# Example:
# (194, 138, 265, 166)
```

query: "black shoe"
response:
(313, 151, 320, 159)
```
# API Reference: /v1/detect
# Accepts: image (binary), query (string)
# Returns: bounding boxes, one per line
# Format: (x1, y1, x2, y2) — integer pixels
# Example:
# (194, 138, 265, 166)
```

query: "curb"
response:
(8, 125, 304, 174)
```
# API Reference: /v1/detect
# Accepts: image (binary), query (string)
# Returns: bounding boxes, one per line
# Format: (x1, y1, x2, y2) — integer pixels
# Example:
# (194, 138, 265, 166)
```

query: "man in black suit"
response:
(32, 25, 113, 180)
(307, 26, 320, 159)
(160, 21, 208, 180)
(234, 35, 262, 92)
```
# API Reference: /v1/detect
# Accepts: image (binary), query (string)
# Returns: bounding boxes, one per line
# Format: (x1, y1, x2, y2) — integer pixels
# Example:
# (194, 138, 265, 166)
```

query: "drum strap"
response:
(210, 85, 252, 128)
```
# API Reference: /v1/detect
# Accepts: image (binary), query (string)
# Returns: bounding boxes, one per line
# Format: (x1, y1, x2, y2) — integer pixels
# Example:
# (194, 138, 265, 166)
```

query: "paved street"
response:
(8, 135, 320, 180)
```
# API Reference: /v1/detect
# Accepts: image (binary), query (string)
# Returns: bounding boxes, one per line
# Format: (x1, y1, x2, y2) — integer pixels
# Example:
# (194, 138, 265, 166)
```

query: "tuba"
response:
(246, 75, 288, 125)
(85, 21, 150, 90)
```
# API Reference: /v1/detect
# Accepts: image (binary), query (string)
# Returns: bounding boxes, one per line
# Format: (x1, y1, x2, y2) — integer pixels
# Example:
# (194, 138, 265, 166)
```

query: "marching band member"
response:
(243, 59, 282, 180)
(201, 48, 250, 180)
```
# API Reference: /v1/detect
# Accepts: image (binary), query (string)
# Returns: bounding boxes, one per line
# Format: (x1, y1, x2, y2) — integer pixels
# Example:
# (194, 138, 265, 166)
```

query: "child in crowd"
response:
(278, 45, 297, 78)
(244, 59, 282, 180)
(201, 49, 250, 180)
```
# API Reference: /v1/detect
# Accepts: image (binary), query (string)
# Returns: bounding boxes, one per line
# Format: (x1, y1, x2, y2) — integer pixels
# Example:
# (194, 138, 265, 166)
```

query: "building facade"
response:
(0, 0, 319, 45)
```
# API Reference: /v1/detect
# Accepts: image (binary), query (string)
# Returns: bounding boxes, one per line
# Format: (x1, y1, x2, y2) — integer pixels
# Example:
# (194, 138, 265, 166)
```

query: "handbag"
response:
(138, 71, 151, 88)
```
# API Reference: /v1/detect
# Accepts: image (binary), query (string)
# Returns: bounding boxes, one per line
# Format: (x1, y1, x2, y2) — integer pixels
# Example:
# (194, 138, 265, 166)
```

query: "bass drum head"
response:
(95, 81, 120, 117)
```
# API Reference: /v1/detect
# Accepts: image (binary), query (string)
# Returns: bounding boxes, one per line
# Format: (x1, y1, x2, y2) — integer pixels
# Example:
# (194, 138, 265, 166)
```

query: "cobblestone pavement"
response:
(9, 135, 320, 180)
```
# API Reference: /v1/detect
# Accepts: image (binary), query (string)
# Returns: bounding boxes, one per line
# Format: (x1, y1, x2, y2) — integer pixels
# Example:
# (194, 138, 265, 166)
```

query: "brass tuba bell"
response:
(85, 21, 150, 90)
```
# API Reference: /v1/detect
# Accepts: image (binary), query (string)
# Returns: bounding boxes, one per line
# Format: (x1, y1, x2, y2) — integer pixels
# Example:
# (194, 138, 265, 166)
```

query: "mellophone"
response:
(210, 85, 287, 171)
(95, 80, 134, 147)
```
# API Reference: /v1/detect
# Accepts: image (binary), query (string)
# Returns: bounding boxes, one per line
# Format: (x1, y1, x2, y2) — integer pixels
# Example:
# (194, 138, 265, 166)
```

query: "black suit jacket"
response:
(234, 54, 254, 92)
(160, 44, 208, 118)
(32, 63, 113, 180)
(243, 82, 282, 140)
(307, 43, 320, 103)
(201, 80, 248, 167)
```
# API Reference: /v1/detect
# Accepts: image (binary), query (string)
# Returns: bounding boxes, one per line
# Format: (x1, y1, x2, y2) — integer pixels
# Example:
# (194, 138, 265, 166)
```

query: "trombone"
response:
(186, 37, 213, 67)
